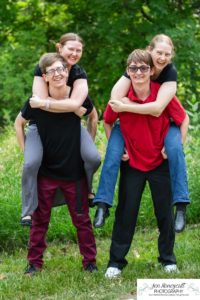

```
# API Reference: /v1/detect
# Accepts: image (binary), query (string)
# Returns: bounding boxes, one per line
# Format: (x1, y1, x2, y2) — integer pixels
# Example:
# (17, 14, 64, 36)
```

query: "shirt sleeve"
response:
(155, 64, 177, 84)
(103, 104, 119, 124)
(21, 99, 34, 120)
(123, 71, 130, 79)
(166, 96, 186, 125)
(33, 64, 42, 77)
(67, 64, 87, 87)
(82, 96, 94, 115)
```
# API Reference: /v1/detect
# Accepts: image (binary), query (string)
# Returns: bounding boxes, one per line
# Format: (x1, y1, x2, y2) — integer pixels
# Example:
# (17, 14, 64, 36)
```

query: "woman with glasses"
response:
(93, 34, 190, 233)
(15, 33, 101, 226)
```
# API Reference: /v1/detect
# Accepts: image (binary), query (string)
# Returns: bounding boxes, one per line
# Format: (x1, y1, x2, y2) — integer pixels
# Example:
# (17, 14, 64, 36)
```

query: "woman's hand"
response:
(30, 95, 46, 108)
(109, 100, 124, 113)
(121, 148, 129, 161)
(161, 146, 168, 159)
(74, 106, 87, 117)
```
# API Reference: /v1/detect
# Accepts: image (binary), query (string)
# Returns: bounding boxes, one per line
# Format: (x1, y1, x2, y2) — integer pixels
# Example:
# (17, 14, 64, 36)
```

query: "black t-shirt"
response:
(124, 63, 177, 84)
(22, 101, 84, 181)
(34, 64, 93, 114)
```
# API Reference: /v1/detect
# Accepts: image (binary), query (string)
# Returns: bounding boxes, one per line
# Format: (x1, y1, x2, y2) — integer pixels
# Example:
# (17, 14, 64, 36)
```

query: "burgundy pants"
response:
(27, 176, 96, 269)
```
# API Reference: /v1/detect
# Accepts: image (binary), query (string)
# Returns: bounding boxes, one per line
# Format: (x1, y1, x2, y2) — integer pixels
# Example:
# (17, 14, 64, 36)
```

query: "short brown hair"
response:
(127, 49, 154, 68)
(39, 53, 67, 74)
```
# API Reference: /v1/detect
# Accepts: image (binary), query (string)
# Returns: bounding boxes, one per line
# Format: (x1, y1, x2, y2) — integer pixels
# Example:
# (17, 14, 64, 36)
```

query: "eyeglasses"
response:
(128, 65, 150, 73)
(46, 66, 66, 76)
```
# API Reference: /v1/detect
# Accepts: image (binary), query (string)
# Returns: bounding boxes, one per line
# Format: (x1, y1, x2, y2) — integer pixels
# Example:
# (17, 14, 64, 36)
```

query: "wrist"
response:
(45, 99, 50, 109)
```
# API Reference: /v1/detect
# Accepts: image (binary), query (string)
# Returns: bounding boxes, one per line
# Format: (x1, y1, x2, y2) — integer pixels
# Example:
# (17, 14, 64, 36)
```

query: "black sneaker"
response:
(84, 263, 98, 273)
(20, 216, 32, 226)
(24, 264, 40, 276)
(88, 192, 96, 208)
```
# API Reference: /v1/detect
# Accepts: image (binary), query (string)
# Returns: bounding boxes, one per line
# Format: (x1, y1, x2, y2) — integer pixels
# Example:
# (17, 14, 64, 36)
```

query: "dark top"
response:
(34, 64, 93, 114)
(124, 63, 177, 84)
(22, 101, 84, 181)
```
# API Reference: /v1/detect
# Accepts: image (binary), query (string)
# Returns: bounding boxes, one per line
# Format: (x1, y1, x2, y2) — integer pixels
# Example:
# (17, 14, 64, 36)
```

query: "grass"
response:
(0, 124, 200, 299)
(0, 225, 200, 300)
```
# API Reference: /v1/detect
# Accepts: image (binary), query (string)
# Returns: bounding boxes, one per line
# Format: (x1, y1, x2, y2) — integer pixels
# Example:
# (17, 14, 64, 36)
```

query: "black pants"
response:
(108, 161, 176, 270)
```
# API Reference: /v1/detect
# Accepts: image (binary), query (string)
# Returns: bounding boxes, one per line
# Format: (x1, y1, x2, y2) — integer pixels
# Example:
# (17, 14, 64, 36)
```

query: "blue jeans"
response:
(164, 123, 190, 205)
(94, 123, 190, 207)
(94, 123, 124, 207)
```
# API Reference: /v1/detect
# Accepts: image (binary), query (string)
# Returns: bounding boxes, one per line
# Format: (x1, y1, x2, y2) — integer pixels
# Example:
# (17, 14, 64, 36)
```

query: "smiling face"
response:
(149, 41, 173, 72)
(44, 60, 68, 88)
(59, 40, 83, 66)
(127, 62, 153, 85)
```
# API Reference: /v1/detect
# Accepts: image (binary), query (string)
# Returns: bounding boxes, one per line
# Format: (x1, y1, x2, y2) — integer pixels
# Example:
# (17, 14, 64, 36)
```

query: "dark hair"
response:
(127, 49, 154, 68)
(148, 34, 175, 57)
(39, 53, 67, 74)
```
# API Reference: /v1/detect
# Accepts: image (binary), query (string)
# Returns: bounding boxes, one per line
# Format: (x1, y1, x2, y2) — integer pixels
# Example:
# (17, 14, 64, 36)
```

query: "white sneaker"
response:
(105, 267, 121, 278)
(164, 264, 179, 273)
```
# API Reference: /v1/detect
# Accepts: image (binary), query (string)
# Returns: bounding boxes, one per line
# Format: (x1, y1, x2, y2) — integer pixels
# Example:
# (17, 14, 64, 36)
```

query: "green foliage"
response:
(0, 0, 200, 125)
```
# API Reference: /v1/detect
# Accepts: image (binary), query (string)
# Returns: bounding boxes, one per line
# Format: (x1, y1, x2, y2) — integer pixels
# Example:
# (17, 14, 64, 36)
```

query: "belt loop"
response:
(76, 180, 82, 214)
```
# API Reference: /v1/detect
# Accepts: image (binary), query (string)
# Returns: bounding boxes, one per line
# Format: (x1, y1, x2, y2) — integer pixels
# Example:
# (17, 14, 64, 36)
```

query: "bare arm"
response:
(87, 107, 98, 141)
(110, 76, 131, 100)
(14, 112, 28, 151)
(180, 113, 189, 144)
(110, 81, 177, 117)
(32, 76, 88, 112)
(103, 121, 113, 140)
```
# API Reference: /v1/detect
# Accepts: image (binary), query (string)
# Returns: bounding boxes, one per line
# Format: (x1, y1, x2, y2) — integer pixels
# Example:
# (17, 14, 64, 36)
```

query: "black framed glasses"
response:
(46, 66, 66, 76)
(128, 65, 150, 73)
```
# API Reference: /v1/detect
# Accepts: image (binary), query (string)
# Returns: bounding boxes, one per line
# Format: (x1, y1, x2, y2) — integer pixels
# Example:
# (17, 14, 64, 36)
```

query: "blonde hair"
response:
(127, 49, 154, 68)
(148, 34, 175, 56)
(56, 32, 84, 51)
(39, 53, 67, 74)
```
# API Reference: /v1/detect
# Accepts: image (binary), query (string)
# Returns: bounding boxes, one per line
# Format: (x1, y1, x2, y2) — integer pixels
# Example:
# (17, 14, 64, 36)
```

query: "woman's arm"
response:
(103, 121, 113, 140)
(110, 76, 131, 100)
(14, 112, 28, 151)
(87, 107, 98, 141)
(32, 77, 88, 112)
(110, 81, 177, 117)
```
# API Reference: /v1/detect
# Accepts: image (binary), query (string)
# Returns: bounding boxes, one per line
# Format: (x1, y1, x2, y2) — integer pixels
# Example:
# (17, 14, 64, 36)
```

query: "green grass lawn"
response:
(0, 126, 200, 299)
(0, 225, 199, 300)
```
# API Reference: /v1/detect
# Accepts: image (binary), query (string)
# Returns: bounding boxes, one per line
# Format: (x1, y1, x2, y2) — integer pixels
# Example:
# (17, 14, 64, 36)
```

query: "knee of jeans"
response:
(165, 141, 183, 157)
(23, 160, 41, 174)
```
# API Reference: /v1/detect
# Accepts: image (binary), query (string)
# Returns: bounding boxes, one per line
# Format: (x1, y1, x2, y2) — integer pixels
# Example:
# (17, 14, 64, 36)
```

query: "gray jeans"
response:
(21, 124, 101, 217)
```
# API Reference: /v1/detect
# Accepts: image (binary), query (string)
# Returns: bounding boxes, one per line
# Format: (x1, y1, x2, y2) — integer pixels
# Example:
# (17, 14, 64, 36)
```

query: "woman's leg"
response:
(93, 123, 125, 228)
(93, 123, 125, 207)
(164, 123, 190, 232)
(22, 124, 43, 219)
(80, 126, 101, 194)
